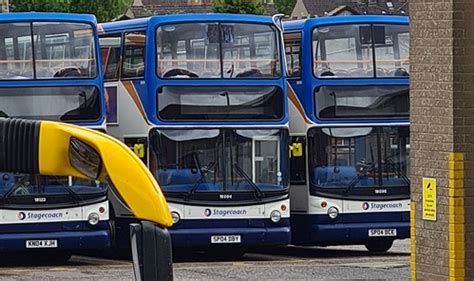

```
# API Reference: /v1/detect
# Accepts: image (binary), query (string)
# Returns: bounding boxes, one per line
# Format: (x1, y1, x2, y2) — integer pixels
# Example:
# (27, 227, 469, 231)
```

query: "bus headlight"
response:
(88, 212, 100, 226)
(327, 207, 339, 219)
(171, 211, 180, 224)
(270, 210, 281, 223)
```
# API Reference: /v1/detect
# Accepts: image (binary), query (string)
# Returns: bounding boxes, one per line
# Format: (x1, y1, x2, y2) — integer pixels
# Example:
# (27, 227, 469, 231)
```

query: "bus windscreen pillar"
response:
(411, 1, 474, 279)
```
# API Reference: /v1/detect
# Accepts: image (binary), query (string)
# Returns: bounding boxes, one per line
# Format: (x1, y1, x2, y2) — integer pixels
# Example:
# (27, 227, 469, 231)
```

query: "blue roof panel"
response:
(101, 13, 275, 33)
(0, 12, 97, 24)
(284, 15, 409, 31)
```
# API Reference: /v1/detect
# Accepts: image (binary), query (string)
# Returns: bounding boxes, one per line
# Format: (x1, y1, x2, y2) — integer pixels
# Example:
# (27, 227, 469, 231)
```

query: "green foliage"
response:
(212, 0, 265, 15)
(274, 0, 296, 16)
(10, 0, 133, 22)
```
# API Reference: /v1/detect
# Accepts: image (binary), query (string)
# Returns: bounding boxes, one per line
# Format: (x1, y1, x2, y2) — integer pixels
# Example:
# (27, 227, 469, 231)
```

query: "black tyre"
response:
(365, 239, 394, 252)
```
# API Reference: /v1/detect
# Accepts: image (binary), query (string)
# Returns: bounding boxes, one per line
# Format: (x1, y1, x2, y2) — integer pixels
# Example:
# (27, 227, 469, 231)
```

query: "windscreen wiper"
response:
(344, 161, 376, 195)
(57, 177, 83, 202)
(185, 161, 216, 200)
(383, 157, 410, 185)
(233, 163, 263, 199)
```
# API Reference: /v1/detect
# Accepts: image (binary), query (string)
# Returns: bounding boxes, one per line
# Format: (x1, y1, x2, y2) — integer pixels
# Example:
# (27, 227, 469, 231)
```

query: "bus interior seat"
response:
(0, 172, 15, 192)
(156, 168, 201, 186)
(348, 68, 366, 77)
(394, 67, 409, 77)
(314, 166, 357, 185)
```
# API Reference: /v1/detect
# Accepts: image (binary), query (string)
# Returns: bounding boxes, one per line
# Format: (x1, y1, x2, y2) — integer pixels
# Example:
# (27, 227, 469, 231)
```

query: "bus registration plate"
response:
(211, 235, 241, 244)
(26, 240, 58, 248)
(368, 229, 397, 237)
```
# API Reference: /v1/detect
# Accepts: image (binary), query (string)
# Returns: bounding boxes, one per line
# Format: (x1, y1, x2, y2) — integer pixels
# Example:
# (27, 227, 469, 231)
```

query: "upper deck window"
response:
(100, 33, 122, 81)
(156, 22, 280, 79)
(122, 31, 145, 79)
(284, 32, 301, 78)
(313, 24, 409, 78)
(0, 21, 97, 80)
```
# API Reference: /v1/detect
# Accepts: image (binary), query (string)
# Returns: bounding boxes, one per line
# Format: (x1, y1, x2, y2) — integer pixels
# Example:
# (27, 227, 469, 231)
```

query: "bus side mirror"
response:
(290, 143, 303, 158)
(69, 137, 102, 179)
(130, 221, 173, 281)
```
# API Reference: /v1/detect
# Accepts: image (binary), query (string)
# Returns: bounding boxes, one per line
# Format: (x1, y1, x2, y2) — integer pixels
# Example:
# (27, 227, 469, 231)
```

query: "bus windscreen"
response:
(149, 128, 288, 197)
(156, 22, 280, 79)
(313, 24, 409, 78)
(0, 22, 97, 80)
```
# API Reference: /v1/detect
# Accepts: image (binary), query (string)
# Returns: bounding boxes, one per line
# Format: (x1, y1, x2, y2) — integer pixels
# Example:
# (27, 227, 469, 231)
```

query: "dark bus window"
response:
(0, 86, 101, 122)
(315, 85, 409, 119)
(0, 174, 107, 205)
(122, 31, 145, 79)
(284, 32, 301, 78)
(100, 33, 122, 81)
(157, 86, 284, 121)
(308, 126, 410, 191)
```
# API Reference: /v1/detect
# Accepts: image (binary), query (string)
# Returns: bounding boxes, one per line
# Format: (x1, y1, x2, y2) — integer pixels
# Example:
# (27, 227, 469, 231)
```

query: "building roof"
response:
(291, 0, 408, 18)
(123, 0, 277, 19)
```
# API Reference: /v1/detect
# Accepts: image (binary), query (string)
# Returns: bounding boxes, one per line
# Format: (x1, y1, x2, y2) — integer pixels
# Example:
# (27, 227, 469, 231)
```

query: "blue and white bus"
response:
(0, 13, 109, 260)
(100, 13, 290, 256)
(283, 16, 410, 252)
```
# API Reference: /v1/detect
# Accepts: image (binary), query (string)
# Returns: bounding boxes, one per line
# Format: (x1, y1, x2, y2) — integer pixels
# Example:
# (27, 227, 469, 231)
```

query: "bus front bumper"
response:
(0, 230, 111, 252)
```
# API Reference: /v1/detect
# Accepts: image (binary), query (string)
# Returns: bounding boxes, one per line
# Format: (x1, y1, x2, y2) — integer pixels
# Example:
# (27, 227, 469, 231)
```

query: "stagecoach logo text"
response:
(204, 208, 247, 217)
(362, 202, 403, 211)
(17, 212, 64, 221)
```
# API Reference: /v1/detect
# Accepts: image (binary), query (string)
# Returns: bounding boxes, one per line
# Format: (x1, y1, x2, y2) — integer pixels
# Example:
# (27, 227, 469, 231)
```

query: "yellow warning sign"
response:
(133, 143, 145, 158)
(423, 177, 437, 221)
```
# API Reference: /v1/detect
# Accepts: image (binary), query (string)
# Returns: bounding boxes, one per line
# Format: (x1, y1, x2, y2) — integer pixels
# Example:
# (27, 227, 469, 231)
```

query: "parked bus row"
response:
(0, 12, 410, 260)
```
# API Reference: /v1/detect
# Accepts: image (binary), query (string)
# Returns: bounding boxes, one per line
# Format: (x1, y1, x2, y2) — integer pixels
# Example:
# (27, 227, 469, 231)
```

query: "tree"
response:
(10, 0, 132, 22)
(274, 0, 296, 16)
(212, 0, 265, 15)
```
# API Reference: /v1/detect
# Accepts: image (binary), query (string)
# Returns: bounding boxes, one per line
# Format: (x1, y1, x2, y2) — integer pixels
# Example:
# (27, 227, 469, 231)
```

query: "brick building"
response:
(291, 0, 408, 18)
(122, 0, 277, 19)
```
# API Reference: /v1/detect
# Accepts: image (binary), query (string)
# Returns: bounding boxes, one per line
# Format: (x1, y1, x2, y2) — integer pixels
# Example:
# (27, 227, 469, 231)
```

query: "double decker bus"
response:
(0, 13, 109, 260)
(100, 13, 290, 256)
(284, 16, 410, 252)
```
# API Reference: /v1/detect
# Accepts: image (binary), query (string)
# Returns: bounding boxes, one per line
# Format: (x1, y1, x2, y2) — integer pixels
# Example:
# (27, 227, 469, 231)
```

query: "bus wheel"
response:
(365, 239, 393, 252)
